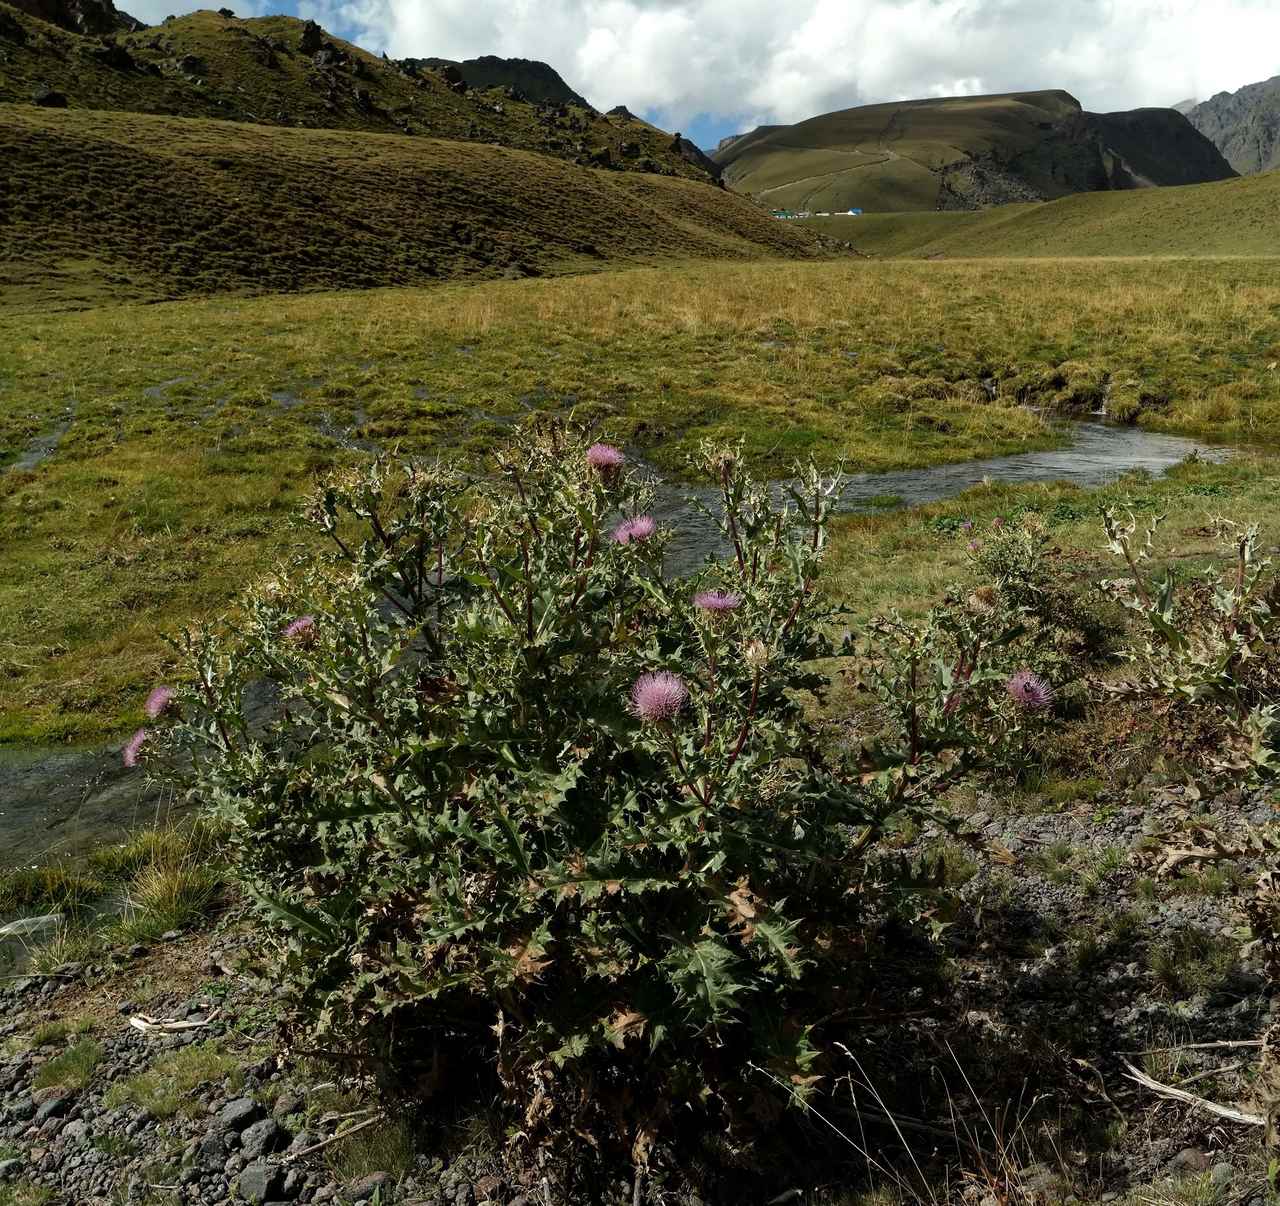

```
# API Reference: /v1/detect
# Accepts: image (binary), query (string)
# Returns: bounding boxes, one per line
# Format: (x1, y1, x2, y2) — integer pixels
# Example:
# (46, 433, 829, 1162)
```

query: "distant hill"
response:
(405, 54, 591, 108)
(0, 3, 713, 181)
(713, 90, 1236, 213)
(797, 168, 1280, 257)
(0, 107, 823, 311)
(1187, 76, 1280, 175)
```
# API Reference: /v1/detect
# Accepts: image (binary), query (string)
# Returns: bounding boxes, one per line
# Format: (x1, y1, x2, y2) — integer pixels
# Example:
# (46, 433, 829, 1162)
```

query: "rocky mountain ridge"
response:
(1186, 75, 1280, 175)
(402, 53, 591, 109)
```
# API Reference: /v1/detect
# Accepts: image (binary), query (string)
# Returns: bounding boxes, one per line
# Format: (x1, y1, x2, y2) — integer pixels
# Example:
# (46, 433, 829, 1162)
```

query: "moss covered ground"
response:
(3, 257, 1278, 744)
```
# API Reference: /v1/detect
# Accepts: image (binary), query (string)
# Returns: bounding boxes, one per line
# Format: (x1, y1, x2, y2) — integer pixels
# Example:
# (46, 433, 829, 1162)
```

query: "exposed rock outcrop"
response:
(9, 0, 142, 36)
(1186, 75, 1280, 175)
(404, 54, 590, 108)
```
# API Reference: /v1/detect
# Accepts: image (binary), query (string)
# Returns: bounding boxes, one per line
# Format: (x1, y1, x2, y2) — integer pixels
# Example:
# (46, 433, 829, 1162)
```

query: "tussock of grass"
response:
(324, 1117, 416, 1183)
(16, 824, 224, 971)
(0, 1184, 56, 1206)
(103, 1041, 242, 1118)
(30, 1017, 93, 1047)
(113, 860, 219, 945)
(32, 1037, 103, 1091)
(0, 864, 103, 917)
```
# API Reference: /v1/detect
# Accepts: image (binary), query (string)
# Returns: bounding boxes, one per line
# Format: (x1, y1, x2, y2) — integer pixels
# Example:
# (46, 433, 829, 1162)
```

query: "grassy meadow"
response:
(804, 168, 1280, 257)
(3, 255, 1279, 746)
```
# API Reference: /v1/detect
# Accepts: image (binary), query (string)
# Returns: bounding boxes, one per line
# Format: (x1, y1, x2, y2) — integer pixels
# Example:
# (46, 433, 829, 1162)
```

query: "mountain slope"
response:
(0, 3, 711, 180)
(0, 107, 821, 311)
(1187, 76, 1280, 175)
(801, 169, 1280, 257)
(714, 90, 1236, 213)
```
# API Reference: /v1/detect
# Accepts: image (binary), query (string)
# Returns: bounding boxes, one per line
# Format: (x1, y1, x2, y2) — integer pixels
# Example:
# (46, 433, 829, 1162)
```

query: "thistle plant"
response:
(1099, 509, 1280, 782)
(136, 423, 922, 1159)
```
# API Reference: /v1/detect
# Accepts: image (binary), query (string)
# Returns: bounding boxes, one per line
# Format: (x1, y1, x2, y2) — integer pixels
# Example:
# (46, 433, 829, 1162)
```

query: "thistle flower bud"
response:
(743, 639, 770, 668)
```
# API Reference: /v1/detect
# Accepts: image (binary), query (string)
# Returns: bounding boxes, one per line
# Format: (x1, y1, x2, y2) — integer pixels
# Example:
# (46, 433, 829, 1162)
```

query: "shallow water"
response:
(0, 421, 1226, 870)
(646, 422, 1226, 577)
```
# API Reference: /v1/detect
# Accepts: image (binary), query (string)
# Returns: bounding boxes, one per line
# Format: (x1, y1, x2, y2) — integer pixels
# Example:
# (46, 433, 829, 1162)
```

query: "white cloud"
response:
(145, 0, 1280, 135)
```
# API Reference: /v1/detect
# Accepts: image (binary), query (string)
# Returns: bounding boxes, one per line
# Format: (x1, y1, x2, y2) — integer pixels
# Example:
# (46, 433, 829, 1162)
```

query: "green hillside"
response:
(0, 3, 707, 179)
(715, 90, 1235, 213)
(803, 169, 1280, 258)
(0, 106, 821, 311)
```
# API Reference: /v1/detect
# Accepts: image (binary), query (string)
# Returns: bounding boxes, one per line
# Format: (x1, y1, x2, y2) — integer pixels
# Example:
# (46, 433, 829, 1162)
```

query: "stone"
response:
(1170, 1147, 1210, 1174)
(1210, 1163, 1235, 1186)
(272, 1092, 303, 1119)
(31, 86, 68, 108)
(351, 1171, 391, 1201)
(238, 1161, 282, 1205)
(241, 1117, 286, 1160)
(298, 19, 323, 55)
(33, 1097, 69, 1124)
(197, 1131, 230, 1169)
(0, 8, 28, 42)
(218, 1097, 261, 1132)
(0, 1158, 22, 1180)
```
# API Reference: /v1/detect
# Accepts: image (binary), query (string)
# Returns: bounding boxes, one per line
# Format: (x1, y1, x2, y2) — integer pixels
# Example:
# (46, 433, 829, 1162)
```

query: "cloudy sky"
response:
(127, 0, 1280, 150)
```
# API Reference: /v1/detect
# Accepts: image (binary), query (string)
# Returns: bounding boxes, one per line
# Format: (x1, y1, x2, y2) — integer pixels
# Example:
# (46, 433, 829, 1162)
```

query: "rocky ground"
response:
(1, 770, 1277, 1204)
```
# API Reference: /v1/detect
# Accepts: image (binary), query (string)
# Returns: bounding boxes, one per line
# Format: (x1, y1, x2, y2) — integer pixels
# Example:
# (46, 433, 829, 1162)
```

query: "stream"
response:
(0, 421, 1226, 875)
(649, 421, 1226, 577)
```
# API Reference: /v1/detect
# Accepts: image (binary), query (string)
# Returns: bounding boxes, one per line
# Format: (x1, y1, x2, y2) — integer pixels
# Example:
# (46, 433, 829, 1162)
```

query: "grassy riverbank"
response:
(3, 257, 1278, 745)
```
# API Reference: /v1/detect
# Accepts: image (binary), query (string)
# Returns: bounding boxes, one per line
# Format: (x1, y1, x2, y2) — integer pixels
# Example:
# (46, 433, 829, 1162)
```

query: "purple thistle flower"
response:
(144, 686, 176, 720)
(586, 443, 625, 476)
(629, 671, 688, 724)
(283, 615, 317, 644)
(961, 521, 974, 533)
(694, 589, 742, 615)
(1006, 669, 1054, 712)
(123, 728, 148, 769)
(993, 516, 1005, 529)
(613, 515, 656, 544)
(967, 540, 980, 554)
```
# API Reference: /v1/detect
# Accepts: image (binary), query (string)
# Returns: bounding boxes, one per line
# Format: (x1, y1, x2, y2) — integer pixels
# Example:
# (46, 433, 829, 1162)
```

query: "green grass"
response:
(0, 1185, 55, 1206)
(30, 1017, 93, 1046)
(103, 1041, 243, 1118)
(802, 171, 1280, 258)
(32, 1037, 103, 1091)
(0, 5, 709, 185)
(0, 106, 818, 312)
(4, 256, 1279, 743)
